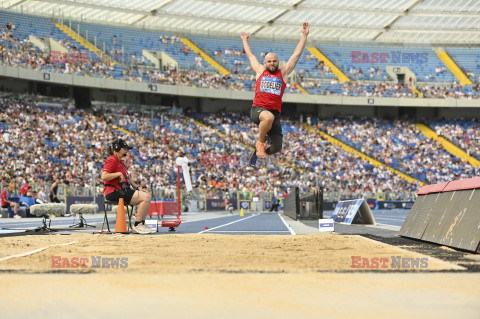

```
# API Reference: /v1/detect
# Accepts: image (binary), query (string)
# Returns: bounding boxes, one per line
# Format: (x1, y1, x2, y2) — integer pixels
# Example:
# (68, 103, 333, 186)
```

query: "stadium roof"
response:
(2, 0, 480, 44)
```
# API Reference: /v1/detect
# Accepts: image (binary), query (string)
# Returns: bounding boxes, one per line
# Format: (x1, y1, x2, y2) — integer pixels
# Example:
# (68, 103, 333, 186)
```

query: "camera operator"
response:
(101, 139, 152, 234)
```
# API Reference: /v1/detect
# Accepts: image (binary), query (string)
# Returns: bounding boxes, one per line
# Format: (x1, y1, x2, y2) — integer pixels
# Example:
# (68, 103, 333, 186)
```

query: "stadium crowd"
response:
(1, 12, 479, 200)
(0, 12, 478, 220)
(0, 96, 109, 187)
(194, 112, 420, 199)
(2, 92, 479, 204)
(1, 96, 432, 203)
(1, 22, 479, 99)
(431, 120, 480, 160)
(322, 117, 477, 184)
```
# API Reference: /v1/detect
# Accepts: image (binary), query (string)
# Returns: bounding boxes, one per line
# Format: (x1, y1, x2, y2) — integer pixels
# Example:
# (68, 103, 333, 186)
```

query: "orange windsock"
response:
(115, 198, 128, 233)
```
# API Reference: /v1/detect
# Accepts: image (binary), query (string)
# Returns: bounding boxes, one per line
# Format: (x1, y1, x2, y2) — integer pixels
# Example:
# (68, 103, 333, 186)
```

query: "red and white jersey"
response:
(1, 190, 7, 207)
(252, 69, 286, 113)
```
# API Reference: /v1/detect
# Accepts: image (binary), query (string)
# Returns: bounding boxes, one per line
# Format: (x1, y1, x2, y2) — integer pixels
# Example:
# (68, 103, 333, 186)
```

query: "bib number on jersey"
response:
(259, 76, 282, 95)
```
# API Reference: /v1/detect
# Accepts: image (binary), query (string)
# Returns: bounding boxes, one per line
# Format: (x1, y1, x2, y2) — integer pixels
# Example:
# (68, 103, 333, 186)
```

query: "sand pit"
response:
(0, 233, 479, 318)
(0, 233, 465, 272)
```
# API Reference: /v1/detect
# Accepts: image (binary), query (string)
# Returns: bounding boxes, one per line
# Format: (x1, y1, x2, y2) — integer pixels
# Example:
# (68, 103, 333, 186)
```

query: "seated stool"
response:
(102, 199, 134, 233)
(1, 208, 8, 218)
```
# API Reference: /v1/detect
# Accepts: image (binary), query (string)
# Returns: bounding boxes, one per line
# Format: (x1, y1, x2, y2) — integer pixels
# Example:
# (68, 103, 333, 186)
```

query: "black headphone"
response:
(112, 140, 121, 152)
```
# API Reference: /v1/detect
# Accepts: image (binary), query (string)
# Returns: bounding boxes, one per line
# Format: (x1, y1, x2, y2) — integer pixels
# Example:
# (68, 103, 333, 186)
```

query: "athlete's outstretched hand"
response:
(302, 22, 310, 36)
(241, 32, 249, 41)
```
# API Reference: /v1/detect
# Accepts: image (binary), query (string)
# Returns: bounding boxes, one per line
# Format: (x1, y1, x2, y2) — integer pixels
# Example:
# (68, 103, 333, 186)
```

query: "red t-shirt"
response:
(1, 190, 8, 207)
(102, 155, 130, 196)
(21, 184, 30, 196)
(252, 69, 286, 113)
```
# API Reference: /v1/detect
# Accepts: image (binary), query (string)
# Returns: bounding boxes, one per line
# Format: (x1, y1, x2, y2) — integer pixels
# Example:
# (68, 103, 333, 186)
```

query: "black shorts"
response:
(49, 194, 61, 203)
(1, 203, 10, 208)
(250, 106, 283, 137)
(105, 188, 136, 205)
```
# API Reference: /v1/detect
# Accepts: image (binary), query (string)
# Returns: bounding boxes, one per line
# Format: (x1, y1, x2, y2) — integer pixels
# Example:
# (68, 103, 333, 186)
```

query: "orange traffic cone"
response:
(115, 198, 128, 233)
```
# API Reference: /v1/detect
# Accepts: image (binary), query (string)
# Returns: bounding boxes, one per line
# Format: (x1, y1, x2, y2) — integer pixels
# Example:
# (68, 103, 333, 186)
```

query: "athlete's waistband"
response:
(251, 105, 281, 114)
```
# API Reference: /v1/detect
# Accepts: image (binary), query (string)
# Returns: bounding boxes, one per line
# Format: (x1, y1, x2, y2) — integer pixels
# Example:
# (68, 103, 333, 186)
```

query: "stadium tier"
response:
(1, 10, 479, 98)
(0, 96, 428, 198)
(323, 117, 476, 184)
(430, 120, 480, 161)
(0, 10, 98, 67)
(68, 21, 215, 71)
(0, 11, 85, 51)
(446, 47, 480, 83)
(3, 94, 477, 204)
(0, 4, 478, 201)
(188, 35, 325, 78)
(317, 44, 456, 83)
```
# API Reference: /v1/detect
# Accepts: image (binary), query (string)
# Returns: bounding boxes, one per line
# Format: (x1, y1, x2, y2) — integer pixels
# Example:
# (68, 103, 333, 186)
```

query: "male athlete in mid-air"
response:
(241, 22, 310, 167)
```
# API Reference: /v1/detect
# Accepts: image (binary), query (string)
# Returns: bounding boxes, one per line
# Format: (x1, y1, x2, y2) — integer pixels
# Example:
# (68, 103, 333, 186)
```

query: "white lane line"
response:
(374, 223, 401, 230)
(374, 217, 405, 222)
(207, 230, 291, 233)
(0, 230, 21, 233)
(180, 213, 239, 223)
(278, 213, 296, 235)
(0, 241, 78, 262)
(198, 214, 259, 234)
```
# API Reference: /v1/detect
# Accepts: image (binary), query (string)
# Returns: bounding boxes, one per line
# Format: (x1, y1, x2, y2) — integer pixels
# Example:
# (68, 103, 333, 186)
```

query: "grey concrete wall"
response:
(0, 66, 478, 116)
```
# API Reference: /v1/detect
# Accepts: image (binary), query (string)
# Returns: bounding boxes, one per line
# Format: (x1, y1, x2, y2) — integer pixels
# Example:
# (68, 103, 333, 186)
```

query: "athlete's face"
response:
(264, 53, 279, 73)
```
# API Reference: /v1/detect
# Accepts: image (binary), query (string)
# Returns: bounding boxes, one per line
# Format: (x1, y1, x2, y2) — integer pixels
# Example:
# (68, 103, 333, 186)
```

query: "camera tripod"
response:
(69, 212, 96, 228)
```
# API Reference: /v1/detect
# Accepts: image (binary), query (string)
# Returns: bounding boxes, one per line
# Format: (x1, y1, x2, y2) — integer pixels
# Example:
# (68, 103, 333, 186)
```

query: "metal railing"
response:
(1, 182, 416, 205)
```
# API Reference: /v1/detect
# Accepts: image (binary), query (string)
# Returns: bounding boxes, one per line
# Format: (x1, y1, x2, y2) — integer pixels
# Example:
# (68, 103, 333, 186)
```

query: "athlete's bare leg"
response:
(258, 111, 274, 143)
(256, 111, 274, 159)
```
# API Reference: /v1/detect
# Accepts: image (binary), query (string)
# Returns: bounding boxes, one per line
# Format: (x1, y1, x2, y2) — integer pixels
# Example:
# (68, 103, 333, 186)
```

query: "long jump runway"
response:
(0, 209, 411, 237)
(181, 213, 293, 235)
(0, 212, 295, 236)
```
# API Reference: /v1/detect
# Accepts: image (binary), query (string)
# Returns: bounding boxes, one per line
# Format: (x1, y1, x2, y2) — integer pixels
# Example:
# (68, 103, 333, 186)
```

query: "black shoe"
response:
(249, 149, 258, 167)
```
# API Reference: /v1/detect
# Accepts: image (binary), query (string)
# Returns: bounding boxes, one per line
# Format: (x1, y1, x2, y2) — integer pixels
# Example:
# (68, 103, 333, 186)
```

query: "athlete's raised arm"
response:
(241, 32, 264, 75)
(282, 22, 309, 76)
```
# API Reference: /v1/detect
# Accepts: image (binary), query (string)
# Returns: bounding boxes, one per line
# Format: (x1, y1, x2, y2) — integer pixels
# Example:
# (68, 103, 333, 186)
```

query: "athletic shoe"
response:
(13, 214, 22, 219)
(249, 149, 258, 167)
(132, 224, 151, 234)
(143, 224, 156, 233)
(256, 141, 266, 159)
(140, 223, 156, 233)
